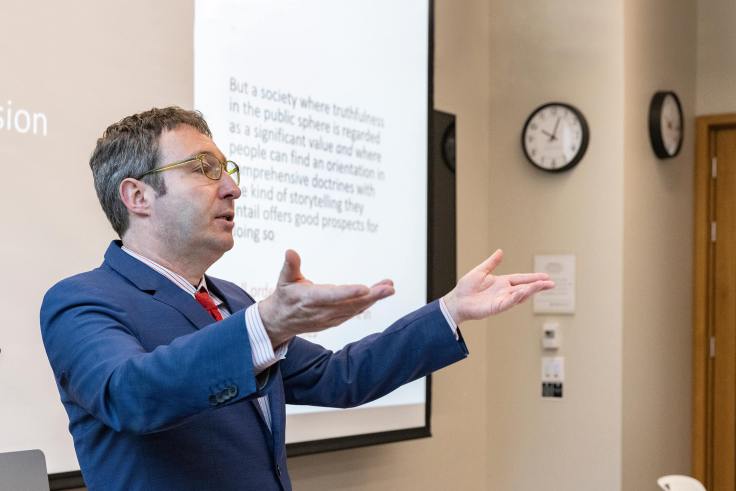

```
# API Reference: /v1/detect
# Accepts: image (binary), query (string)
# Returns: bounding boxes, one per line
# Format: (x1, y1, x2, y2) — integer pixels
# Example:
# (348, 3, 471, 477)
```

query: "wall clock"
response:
(648, 91, 683, 159)
(522, 102, 589, 172)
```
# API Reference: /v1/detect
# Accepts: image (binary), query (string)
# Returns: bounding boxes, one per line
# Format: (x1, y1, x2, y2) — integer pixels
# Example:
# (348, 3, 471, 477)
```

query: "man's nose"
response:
(220, 174, 242, 200)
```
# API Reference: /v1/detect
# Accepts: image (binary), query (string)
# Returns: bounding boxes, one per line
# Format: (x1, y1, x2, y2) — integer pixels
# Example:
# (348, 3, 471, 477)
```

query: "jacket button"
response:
(275, 464, 281, 476)
(227, 386, 237, 397)
(208, 394, 218, 406)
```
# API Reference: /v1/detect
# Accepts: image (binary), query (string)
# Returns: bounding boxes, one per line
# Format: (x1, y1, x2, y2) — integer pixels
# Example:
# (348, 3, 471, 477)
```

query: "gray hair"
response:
(89, 106, 212, 237)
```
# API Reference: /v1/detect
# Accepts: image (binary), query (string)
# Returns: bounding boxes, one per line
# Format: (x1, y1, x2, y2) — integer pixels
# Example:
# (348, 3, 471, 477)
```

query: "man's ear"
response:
(119, 178, 154, 217)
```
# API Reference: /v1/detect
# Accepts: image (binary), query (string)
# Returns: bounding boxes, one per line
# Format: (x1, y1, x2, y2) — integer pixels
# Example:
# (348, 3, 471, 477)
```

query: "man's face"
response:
(150, 124, 241, 260)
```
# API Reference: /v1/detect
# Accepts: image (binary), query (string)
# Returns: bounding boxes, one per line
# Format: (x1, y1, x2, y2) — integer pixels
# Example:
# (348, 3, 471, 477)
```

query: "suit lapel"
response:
(151, 282, 214, 329)
(105, 241, 277, 435)
(205, 275, 253, 314)
(103, 241, 214, 330)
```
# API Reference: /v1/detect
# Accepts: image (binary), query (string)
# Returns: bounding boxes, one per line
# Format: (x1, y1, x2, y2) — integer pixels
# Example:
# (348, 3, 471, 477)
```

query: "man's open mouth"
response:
(216, 213, 234, 222)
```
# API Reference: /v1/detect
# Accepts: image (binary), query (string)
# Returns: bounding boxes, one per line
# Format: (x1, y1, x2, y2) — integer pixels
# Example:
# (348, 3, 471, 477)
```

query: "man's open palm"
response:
(443, 250, 555, 324)
(259, 250, 395, 347)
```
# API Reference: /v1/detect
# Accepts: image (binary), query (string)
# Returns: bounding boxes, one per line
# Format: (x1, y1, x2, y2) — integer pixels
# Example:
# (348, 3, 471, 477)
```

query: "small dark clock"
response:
(522, 102, 589, 173)
(648, 91, 683, 159)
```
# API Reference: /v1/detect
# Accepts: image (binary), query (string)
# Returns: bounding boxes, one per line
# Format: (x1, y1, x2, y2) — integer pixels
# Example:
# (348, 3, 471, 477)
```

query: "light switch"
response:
(542, 356, 564, 382)
(541, 321, 561, 350)
(541, 356, 564, 399)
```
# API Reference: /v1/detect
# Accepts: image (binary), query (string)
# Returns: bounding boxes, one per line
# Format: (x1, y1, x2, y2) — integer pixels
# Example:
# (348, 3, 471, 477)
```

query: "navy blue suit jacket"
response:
(40, 242, 468, 490)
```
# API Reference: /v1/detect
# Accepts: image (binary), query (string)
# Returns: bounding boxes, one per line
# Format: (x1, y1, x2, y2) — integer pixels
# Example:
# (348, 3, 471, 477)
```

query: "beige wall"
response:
(622, 0, 695, 489)
(483, 0, 697, 490)
(697, 0, 736, 115)
(486, 1, 625, 489)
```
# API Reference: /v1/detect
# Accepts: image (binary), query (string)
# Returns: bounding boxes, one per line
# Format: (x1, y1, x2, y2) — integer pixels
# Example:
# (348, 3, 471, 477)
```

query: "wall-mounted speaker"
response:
(428, 110, 457, 301)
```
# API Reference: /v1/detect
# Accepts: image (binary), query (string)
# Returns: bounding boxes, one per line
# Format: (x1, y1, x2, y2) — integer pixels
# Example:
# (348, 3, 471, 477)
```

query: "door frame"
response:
(692, 113, 736, 484)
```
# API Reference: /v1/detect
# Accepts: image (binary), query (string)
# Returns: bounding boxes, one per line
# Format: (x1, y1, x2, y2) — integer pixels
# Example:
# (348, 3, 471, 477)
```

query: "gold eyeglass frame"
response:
(137, 153, 240, 185)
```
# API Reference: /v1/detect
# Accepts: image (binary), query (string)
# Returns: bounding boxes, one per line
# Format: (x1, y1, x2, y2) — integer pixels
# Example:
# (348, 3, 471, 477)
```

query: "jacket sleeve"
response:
(40, 278, 266, 435)
(279, 300, 469, 408)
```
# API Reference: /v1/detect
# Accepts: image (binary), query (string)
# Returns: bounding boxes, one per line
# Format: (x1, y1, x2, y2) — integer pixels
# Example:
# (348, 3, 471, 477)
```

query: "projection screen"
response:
(0, 0, 436, 484)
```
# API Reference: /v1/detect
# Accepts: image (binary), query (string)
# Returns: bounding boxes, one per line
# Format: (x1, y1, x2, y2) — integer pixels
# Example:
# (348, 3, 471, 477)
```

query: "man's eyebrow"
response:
(194, 150, 227, 161)
(170, 152, 204, 163)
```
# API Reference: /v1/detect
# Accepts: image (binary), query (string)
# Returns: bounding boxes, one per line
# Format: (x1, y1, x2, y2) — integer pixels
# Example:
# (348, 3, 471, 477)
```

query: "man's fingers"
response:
(278, 249, 304, 284)
(370, 279, 394, 289)
(535, 280, 556, 291)
(301, 283, 395, 329)
(307, 284, 372, 304)
(368, 282, 395, 300)
(338, 283, 394, 304)
(312, 282, 394, 311)
(472, 249, 504, 275)
(289, 278, 395, 312)
(507, 272, 551, 286)
(493, 281, 554, 314)
(512, 280, 555, 301)
(345, 283, 394, 308)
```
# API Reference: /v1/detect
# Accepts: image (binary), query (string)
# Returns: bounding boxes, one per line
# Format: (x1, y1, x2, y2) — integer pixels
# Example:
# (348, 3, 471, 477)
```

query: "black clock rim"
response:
(521, 101, 590, 173)
(441, 120, 456, 173)
(648, 90, 683, 159)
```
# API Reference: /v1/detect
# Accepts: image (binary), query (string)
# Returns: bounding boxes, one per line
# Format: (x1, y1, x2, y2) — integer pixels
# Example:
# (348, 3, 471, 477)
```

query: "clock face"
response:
(522, 103, 589, 172)
(659, 93, 683, 157)
(649, 91, 683, 159)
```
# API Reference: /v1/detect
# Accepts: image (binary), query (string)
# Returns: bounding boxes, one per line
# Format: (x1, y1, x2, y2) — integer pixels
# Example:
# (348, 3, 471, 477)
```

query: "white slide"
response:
(195, 0, 431, 443)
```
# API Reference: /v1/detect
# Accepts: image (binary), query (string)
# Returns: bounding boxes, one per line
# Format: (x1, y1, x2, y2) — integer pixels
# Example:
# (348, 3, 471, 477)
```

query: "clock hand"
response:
(541, 129, 555, 140)
(551, 117, 561, 141)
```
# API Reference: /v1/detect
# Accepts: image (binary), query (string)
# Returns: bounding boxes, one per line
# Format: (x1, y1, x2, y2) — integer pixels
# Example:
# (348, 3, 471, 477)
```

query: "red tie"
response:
(195, 288, 223, 321)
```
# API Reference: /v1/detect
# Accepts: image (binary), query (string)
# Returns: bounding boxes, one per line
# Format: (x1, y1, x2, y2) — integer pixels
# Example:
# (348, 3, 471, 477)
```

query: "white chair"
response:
(657, 474, 706, 491)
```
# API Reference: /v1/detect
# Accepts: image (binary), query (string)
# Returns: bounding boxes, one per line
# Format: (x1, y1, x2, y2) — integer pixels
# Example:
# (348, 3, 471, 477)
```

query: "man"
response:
(40, 107, 553, 490)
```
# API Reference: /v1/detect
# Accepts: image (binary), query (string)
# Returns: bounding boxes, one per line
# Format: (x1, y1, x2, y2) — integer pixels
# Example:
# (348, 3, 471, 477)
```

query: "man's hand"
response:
(442, 249, 554, 325)
(258, 250, 395, 347)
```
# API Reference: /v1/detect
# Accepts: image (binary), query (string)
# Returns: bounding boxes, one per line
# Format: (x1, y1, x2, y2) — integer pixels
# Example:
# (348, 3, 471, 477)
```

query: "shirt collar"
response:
(120, 245, 222, 306)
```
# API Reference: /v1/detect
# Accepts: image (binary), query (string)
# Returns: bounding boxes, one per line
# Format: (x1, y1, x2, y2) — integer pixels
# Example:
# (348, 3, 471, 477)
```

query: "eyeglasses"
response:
(137, 153, 240, 185)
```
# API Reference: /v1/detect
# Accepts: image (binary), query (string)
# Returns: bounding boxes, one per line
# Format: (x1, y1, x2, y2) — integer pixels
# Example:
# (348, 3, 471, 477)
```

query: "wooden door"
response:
(694, 115, 736, 490)
(712, 127, 736, 490)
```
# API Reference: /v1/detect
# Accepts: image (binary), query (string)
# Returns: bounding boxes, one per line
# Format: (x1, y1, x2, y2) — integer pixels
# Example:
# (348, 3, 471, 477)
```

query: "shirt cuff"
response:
(245, 303, 288, 374)
(438, 297, 459, 340)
